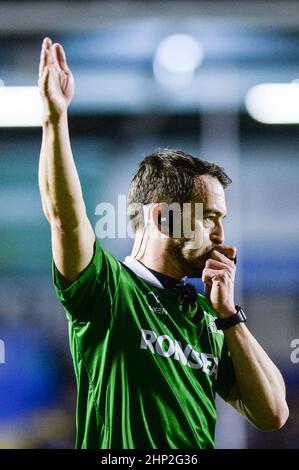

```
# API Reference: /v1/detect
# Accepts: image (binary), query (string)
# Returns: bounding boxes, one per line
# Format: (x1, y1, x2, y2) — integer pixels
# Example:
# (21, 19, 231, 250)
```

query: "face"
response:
(168, 175, 227, 277)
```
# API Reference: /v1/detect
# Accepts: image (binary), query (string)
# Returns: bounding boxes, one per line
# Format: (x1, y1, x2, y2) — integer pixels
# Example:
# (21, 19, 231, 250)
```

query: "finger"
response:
(38, 66, 49, 96)
(208, 273, 226, 287)
(53, 43, 70, 73)
(209, 247, 237, 265)
(202, 267, 227, 284)
(205, 258, 234, 271)
(58, 72, 70, 95)
(212, 245, 237, 260)
(43, 36, 52, 46)
(39, 37, 52, 79)
(52, 43, 70, 75)
(46, 43, 58, 70)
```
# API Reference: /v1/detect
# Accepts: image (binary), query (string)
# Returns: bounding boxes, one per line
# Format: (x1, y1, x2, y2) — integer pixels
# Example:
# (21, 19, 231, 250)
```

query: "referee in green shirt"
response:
(38, 37, 288, 449)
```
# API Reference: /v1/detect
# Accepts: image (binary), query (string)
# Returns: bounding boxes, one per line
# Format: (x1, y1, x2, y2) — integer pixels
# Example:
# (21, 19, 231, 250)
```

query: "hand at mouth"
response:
(201, 248, 215, 264)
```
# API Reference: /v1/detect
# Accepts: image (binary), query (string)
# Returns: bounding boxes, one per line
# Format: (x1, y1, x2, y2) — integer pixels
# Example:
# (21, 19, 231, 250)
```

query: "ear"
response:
(157, 212, 162, 225)
(152, 203, 178, 238)
(152, 203, 163, 233)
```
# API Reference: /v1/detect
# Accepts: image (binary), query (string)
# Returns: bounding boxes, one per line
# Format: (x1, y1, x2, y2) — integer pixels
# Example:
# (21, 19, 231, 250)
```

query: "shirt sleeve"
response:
(215, 339, 236, 401)
(52, 237, 120, 327)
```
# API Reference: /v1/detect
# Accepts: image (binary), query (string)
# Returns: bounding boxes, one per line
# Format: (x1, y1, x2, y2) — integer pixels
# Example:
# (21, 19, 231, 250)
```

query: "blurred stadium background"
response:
(0, 0, 298, 448)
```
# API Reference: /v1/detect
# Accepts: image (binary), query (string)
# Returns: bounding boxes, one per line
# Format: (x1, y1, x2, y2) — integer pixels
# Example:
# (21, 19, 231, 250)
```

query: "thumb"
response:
(54, 43, 70, 72)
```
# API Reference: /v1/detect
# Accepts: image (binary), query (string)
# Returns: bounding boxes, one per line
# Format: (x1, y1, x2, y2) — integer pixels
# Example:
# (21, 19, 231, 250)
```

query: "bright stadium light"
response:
(0, 86, 42, 127)
(153, 34, 204, 88)
(245, 83, 299, 124)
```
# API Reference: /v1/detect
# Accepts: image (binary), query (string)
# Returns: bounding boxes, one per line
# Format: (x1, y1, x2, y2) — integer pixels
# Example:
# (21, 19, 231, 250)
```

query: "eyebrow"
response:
(203, 208, 227, 218)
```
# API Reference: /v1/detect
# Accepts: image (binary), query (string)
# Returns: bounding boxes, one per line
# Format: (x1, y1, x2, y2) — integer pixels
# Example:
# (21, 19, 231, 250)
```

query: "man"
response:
(38, 37, 289, 449)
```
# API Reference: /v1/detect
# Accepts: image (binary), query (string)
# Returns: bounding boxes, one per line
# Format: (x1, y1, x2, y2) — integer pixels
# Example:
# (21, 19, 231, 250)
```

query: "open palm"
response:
(38, 37, 74, 118)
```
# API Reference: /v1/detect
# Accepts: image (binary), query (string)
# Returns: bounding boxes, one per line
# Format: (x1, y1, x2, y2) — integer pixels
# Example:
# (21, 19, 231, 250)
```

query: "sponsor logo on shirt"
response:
(204, 311, 224, 336)
(147, 291, 168, 315)
(140, 328, 218, 378)
(150, 306, 168, 315)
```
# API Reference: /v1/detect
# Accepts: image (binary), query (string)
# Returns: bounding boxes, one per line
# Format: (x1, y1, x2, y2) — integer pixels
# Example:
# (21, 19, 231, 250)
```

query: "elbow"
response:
(255, 403, 289, 432)
(48, 201, 86, 232)
(271, 403, 289, 431)
(50, 215, 81, 232)
(46, 202, 85, 232)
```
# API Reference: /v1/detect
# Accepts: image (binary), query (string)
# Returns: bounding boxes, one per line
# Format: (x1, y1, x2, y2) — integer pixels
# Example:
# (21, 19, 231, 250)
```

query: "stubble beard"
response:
(166, 239, 211, 278)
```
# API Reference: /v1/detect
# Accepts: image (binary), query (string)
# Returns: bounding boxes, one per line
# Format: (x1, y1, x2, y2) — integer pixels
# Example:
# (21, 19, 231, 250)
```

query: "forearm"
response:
(38, 111, 86, 230)
(225, 323, 289, 430)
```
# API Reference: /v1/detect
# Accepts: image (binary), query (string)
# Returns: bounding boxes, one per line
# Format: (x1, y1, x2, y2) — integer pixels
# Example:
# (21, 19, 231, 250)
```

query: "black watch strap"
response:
(215, 306, 247, 331)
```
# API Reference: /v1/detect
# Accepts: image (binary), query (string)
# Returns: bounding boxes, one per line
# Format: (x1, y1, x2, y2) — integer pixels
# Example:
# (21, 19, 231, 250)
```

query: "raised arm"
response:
(38, 37, 95, 282)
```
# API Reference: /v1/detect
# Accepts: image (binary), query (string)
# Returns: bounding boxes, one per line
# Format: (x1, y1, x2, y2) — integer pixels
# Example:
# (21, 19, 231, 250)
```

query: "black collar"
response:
(145, 266, 183, 289)
(135, 260, 199, 315)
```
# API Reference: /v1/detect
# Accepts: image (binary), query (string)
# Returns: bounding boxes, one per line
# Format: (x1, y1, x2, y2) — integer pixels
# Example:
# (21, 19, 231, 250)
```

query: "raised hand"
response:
(202, 245, 237, 318)
(38, 37, 74, 121)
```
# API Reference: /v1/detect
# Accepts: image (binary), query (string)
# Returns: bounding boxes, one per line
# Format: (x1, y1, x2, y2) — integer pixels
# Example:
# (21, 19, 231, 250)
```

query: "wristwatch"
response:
(215, 305, 247, 331)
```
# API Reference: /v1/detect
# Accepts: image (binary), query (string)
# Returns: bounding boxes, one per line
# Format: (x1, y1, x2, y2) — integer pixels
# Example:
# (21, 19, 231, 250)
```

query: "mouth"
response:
(200, 249, 214, 263)
(189, 251, 212, 274)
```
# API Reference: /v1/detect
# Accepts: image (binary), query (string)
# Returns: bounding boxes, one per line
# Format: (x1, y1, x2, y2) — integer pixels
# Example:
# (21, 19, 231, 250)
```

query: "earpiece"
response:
(158, 210, 174, 237)
(133, 204, 151, 260)
(134, 205, 176, 261)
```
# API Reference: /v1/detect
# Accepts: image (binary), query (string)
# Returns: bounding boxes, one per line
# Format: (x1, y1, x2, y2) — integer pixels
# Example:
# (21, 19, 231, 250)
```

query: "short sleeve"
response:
(52, 238, 120, 326)
(215, 339, 236, 401)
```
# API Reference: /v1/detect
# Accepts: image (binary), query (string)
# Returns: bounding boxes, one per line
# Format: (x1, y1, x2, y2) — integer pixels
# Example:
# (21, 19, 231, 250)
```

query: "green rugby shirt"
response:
(52, 238, 236, 449)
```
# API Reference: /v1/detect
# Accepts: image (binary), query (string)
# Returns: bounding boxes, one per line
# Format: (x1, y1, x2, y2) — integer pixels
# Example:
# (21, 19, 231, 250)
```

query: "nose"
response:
(210, 220, 224, 246)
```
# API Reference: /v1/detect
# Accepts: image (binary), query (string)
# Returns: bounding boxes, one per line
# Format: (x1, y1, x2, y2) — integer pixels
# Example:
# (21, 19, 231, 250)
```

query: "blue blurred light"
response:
(0, 328, 62, 419)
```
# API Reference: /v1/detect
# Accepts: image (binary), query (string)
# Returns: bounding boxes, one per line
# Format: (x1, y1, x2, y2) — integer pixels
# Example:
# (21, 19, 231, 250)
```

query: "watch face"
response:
(215, 307, 247, 330)
(238, 307, 247, 321)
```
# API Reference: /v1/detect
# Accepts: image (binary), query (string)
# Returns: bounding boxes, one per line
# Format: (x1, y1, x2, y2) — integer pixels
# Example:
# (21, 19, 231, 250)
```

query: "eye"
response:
(203, 216, 215, 227)
(204, 215, 215, 222)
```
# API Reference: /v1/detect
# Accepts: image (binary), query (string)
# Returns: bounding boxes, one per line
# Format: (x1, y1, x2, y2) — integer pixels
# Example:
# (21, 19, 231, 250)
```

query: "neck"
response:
(130, 232, 186, 280)
(137, 255, 184, 280)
